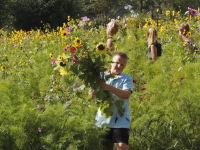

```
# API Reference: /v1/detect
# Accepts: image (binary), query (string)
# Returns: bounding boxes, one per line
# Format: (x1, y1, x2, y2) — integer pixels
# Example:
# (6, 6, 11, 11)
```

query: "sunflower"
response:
(61, 30, 68, 38)
(1, 65, 6, 71)
(59, 68, 68, 76)
(62, 53, 67, 59)
(166, 10, 170, 16)
(172, 11, 175, 16)
(183, 42, 187, 46)
(145, 18, 150, 22)
(88, 22, 92, 26)
(186, 32, 191, 37)
(160, 26, 164, 32)
(74, 37, 81, 46)
(96, 43, 107, 54)
(127, 36, 131, 40)
(49, 53, 54, 59)
(76, 19, 80, 23)
(57, 55, 63, 61)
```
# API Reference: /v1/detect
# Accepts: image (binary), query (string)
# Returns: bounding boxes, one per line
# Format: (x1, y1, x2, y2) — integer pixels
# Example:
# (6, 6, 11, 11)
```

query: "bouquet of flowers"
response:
(50, 26, 125, 118)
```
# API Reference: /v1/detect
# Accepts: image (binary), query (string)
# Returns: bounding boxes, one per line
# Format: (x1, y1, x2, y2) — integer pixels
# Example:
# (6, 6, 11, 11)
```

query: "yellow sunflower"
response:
(160, 26, 164, 32)
(127, 36, 131, 40)
(59, 68, 68, 76)
(1, 65, 7, 71)
(172, 11, 175, 16)
(145, 18, 150, 22)
(88, 22, 92, 26)
(49, 53, 54, 59)
(74, 37, 81, 46)
(62, 53, 67, 59)
(186, 32, 191, 37)
(166, 10, 170, 16)
(57, 55, 63, 61)
(61, 30, 68, 38)
(96, 43, 107, 54)
(183, 42, 187, 46)
(76, 19, 80, 23)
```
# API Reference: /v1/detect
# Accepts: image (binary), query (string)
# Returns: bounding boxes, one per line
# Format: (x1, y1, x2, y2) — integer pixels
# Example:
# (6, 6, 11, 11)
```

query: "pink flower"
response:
(141, 88, 146, 91)
(70, 47, 76, 53)
(170, 68, 173, 71)
(190, 9, 196, 15)
(82, 16, 90, 22)
(111, 19, 115, 22)
(131, 13, 139, 18)
(74, 55, 78, 59)
(51, 58, 57, 66)
(63, 47, 67, 52)
(44, 67, 47, 69)
(71, 59, 78, 63)
(66, 27, 70, 34)
(38, 127, 42, 132)
(82, 21, 86, 26)
(180, 77, 185, 80)
(14, 44, 17, 48)
(117, 16, 120, 19)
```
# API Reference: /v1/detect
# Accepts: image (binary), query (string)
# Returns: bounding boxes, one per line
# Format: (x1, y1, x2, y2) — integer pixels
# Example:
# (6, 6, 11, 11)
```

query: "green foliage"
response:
(1, 0, 200, 31)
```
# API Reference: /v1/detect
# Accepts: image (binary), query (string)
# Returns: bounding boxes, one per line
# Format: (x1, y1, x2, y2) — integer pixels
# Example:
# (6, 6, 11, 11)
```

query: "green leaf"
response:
(105, 73, 114, 81)
(115, 100, 125, 117)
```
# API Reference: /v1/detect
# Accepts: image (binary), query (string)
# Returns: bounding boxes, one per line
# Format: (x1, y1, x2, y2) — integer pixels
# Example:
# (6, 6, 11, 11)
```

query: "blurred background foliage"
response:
(0, 0, 200, 31)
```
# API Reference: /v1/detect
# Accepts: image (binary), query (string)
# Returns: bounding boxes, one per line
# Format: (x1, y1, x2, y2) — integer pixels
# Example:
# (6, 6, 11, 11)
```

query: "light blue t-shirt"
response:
(95, 72, 133, 129)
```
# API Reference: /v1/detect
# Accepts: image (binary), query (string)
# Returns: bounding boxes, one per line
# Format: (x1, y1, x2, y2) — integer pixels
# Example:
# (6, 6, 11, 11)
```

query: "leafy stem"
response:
(104, 91, 124, 117)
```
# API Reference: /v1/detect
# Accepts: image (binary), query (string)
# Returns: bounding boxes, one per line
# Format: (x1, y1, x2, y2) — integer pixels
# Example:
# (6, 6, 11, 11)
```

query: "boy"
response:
(90, 51, 133, 150)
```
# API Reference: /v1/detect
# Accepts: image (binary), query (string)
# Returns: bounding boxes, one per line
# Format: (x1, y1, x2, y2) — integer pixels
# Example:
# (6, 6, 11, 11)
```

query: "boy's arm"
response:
(98, 81, 131, 99)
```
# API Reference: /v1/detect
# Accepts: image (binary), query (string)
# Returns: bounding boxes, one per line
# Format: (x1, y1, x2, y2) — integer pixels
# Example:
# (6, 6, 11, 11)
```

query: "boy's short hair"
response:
(113, 51, 129, 60)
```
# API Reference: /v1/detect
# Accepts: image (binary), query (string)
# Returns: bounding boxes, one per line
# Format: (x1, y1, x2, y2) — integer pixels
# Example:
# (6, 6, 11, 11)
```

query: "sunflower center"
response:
(60, 62, 66, 66)
(98, 45, 105, 50)
(3, 67, 5, 69)
(77, 40, 80, 43)
(63, 33, 67, 36)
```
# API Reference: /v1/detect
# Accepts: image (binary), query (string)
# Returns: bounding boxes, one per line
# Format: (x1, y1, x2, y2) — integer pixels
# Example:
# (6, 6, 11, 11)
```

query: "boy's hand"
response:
(98, 80, 110, 91)
(98, 80, 132, 99)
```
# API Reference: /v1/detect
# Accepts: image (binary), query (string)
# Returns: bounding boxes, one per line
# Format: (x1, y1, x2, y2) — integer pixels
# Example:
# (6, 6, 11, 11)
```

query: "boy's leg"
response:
(102, 128, 114, 150)
(114, 143, 128, 150)
(112, 128, 130, 150)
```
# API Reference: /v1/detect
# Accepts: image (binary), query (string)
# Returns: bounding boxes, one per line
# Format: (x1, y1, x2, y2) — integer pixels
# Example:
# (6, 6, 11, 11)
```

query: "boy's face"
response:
(111, 55, 127, 77)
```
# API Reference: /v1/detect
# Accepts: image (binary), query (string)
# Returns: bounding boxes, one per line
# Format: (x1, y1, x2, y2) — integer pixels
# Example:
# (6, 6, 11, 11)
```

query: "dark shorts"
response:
(102, 128, 130, 149)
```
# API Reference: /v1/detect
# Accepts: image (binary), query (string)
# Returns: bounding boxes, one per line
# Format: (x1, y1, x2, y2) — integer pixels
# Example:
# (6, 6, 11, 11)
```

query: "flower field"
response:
(1, 7, 200, 149)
